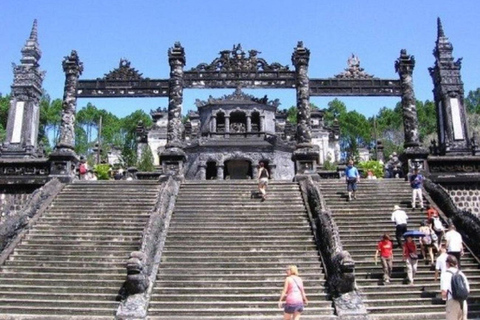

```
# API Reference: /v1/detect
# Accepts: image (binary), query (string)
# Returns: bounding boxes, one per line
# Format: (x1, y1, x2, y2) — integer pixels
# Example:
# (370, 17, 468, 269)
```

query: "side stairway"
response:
(0, 180, 161, 319)
(318, 179, 480, 320)
(148, 180, 336, 320)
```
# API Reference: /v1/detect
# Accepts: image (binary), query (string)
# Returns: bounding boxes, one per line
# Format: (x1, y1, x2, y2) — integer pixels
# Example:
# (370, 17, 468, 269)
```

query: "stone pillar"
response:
(165, 42, 185, 148)
(252, 165, 258, 179)
(48, 50, 83, 183)
(395, 49, 420, 149)
(246, 115, 252, 132)
(260, 115, 265, 132)
(211, 115, 217, 133)
(269, 164, 276, 180)
(291, 41, 319, 178)
(160, 42, 186, 176)
(198, 162, 207, 180)
(395, 49, 428, 170)
(292, 41, 312, 147)
(1, 20, 45, 158)
(216, 164, 224, 180)
(225, 115, 230, 133)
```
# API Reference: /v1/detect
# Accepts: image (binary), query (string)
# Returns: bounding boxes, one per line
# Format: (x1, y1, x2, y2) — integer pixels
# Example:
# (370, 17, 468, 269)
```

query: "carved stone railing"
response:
(116, 175, 180, 320)
(424, 179, 480, 259)
(0, 179, 64, 264)
(298, 177, 367, 319)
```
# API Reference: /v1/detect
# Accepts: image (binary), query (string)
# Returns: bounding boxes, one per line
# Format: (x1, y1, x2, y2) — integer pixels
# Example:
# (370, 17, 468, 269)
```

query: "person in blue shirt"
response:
(345, 160, 360, 201)
(409, 168, 424, 210)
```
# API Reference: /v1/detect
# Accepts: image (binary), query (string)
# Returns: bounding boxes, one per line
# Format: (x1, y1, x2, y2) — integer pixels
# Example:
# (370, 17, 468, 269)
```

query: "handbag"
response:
(430, 231, 438, 242)
(409, 252, 418, 260)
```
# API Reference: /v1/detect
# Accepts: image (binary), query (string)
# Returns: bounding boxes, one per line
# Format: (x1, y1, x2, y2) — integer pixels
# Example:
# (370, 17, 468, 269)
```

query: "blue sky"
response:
(2, 0, 480, 119)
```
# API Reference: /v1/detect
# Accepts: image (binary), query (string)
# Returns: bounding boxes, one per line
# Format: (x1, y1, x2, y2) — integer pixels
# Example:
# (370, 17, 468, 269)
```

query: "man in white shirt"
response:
(441, 255, 469, 320)
(435, 245, 448, 282)
(445, 224, 464, 269)
(391, 205, 408, 248)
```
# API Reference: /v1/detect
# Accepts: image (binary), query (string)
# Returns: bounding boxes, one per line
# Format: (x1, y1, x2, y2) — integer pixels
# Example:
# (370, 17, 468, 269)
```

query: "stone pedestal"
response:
(48, 149, 79, 183)
(292, 145, 320, 180)
(404, 146, 429, 173)
(159, 147, 186, 177)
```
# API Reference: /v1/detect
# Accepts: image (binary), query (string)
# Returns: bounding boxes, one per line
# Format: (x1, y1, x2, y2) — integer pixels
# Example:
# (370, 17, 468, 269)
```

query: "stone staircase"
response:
(318, 179, 480, 320)
(0, 180, 161, 319)
(148, 180, 336, 320)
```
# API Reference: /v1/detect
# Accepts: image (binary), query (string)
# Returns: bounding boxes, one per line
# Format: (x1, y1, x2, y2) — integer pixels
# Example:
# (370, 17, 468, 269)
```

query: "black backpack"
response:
(448, 270, 469, 302)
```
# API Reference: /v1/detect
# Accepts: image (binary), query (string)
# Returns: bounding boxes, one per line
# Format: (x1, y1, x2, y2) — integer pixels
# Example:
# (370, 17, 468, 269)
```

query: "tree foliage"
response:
(137, 145, 155, 172)
(0, 94, 10, 142)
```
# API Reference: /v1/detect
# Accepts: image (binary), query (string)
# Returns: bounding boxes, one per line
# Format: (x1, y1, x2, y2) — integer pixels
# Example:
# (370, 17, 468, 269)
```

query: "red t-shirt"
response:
(377, 240, 393, 258)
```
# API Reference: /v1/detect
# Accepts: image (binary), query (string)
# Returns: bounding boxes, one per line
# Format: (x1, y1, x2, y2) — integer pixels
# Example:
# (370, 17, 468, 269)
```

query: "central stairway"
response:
(148, 180, 336, 320)
(318, 179, 480, 320)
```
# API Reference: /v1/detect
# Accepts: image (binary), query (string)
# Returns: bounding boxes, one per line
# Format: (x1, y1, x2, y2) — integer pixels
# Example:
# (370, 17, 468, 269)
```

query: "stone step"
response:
(0, 306, 116, 317)
(146, 307, 334, 316)
(149, 292, 329, 302)
(0, 298, 118, 308)
(147, 316, 336, 320)
(0, 266, 125, 274)
(0, 292, 116, 301)
(12, 249, 133, 257)
(0, 277, 124, 287)
(147, 300, 332, 309)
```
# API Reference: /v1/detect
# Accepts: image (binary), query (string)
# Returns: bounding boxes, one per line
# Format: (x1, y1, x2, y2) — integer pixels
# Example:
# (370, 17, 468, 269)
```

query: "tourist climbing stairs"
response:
(0, 180, 161, 319)
(148, 180, 336, 320)
(318, 178, 480, 319)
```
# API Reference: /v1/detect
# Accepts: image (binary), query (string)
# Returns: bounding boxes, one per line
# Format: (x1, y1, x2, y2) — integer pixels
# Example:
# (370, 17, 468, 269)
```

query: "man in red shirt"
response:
(375, 233, 394, 284)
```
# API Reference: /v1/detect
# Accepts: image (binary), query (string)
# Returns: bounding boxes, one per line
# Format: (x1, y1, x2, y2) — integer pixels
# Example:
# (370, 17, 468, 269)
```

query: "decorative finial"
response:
(30, 19, 38, 41)
(437, 17, 445, 38)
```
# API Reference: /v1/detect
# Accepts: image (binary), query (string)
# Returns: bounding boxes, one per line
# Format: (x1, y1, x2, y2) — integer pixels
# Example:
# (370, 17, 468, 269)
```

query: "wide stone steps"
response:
(0, 181, 161, 319)
(319, 179, 458, 320)
(148, 181, 335, 319)
(318, 178, 480, 319)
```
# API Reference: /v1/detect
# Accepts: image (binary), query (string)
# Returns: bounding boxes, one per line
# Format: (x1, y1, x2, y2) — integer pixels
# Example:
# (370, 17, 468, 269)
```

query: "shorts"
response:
(346, 178, 357, 191)
(259, 177, 268, 186)
(284, 303, 304, 314)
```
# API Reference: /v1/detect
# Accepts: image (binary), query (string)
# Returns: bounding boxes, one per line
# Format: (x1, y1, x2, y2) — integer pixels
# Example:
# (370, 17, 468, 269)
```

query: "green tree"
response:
(39, 92, 62, 152)
(121, 110, 153, 166)
(137, 145, 155, 172)
(324, 98, 347, 128)
(339, 110, 372, 159)
(0, 94, 10, 142)
(465, 88, 480, 114)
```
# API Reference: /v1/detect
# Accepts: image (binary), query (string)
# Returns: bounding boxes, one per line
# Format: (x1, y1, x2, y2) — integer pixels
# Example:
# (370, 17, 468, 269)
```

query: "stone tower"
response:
(1, 20, 45, 158)
(429, 18, 470, 155)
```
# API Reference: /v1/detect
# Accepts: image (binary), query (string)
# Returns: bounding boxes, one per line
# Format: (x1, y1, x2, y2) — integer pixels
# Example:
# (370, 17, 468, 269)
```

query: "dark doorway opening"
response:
(224, 160, 252, 179)
(206, 161, 217, 180)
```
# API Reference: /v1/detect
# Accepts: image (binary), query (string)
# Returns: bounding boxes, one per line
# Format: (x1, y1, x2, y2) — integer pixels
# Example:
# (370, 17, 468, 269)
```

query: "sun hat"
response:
(393, 205, 401, 210)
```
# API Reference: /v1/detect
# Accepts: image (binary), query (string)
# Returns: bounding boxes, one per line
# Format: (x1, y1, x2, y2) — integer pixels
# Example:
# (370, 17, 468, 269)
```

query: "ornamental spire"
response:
(20, 19, 41, 66)
(437, 17, 445, 38)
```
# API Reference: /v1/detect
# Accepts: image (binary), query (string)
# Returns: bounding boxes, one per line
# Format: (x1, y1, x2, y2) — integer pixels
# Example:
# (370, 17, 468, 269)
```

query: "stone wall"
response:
(443, 183, 480, 216)
(0, 185, 39, 220)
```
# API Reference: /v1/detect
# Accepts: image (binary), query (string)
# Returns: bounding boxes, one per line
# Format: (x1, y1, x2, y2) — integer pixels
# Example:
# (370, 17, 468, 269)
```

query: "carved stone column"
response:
(216, 164, 224, 180)
(395, 49, 428, 170)
(252, 166, 258, 179)
(57, 50, 83, 150)
(292, 41, 312, 147)
(211, 115, 217, 133)
(395, 49, 420, 149)
(260, 115, 265, 132)
(225, 115, 230, 133)
(198, 162, 207, 180)
(160, 42, 186, 176)
(246, 115, 252, 132)
(291, 42, 319, 178)
(48, 50, 83, 183)
(269, 164, 276, 180)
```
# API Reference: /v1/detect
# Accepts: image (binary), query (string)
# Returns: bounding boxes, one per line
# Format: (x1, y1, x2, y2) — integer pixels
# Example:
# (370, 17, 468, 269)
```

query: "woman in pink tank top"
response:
(278, 265, 308, 320)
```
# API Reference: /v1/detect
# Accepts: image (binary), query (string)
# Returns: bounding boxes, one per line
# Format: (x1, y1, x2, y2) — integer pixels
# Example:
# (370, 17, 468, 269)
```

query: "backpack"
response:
(79, 163, 87, 174)
(422, 234, 432, 245)
(448, 270, 469, 302)
(433, 217, 444, 231)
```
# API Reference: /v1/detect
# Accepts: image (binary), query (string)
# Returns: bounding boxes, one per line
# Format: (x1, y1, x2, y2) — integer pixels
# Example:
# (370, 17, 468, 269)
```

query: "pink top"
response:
(285, 276, 304, 304)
